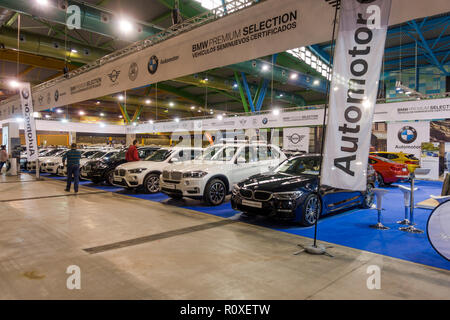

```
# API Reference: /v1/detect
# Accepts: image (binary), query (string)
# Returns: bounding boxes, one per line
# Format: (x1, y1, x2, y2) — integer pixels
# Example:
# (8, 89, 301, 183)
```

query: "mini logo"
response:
(38, 95, 43, 105)
(239, 119, 247, 125)
(262, 117, 268, 125)
(128, 62, 138, 81)
(54, 89, 59, 102)
(398, 126, 417, 144)
(21, 89, 30, 99)
(287, 133, 305, 144)
(148, 55, 159, 74)
(108, 69, 121, 83)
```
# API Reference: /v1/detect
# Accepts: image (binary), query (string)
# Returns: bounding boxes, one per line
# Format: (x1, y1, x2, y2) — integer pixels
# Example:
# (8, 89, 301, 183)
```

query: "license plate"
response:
(113, 177, 122, 182)
(164, 184, 175, 190)
(242, 199, 262, 208)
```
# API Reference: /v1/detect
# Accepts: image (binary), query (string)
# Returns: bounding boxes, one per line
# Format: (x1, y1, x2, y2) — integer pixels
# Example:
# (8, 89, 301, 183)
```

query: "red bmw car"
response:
(368, 155, 409, 186)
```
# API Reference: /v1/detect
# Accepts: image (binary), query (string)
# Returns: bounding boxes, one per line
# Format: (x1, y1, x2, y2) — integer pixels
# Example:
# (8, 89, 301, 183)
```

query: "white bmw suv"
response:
(160, 141, 286, 205)
(113, 147, 204, 193)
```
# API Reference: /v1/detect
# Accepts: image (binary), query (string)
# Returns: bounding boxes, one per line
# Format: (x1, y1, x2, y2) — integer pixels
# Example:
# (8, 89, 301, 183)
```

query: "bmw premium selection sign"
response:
(387, 121, 430, 158)
(283, 127, 310, 152)
(321, 0, 391, 191)
(19, 82, 38, 162)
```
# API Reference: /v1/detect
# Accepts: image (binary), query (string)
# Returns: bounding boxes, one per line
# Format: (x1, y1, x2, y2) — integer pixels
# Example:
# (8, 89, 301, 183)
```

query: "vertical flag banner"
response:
(19, 82, 39, 161)
(321, 0, 392, 191)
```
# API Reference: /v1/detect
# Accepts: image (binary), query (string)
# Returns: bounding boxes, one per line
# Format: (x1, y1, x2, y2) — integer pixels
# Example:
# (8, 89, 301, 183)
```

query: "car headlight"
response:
(273, 191, 303, 200)
(128, 168, 147, 174)
(182, 171, 208, 178)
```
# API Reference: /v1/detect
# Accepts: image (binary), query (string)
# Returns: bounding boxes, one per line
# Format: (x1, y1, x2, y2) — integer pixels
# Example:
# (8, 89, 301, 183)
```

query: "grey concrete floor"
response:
(0, 174, 449, 299)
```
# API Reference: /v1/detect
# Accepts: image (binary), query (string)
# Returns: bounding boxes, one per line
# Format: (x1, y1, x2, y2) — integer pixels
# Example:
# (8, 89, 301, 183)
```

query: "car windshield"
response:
(91, 151, 107, 159)
(405, 154, 418, 160)
(275, 157, 320, 175)
(43, 149, 62, 157)
(110, 150, 126, 161)
(145, 149, 172, 161)
(102, 151, 117, 160)
(200, 146, 238, 161)
(82, 150, 100, 158)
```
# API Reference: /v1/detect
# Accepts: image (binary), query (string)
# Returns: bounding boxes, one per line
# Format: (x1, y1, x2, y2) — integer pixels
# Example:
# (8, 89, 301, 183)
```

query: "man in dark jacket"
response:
(62, 143, 82, 193)
(125, 139, 140, 162)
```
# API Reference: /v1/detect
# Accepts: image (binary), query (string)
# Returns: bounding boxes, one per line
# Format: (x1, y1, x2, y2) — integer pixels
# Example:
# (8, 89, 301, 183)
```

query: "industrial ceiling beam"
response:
(0, 49, 80, 70)
(0, 26, 110, 64)
(0, 0, 163, 41)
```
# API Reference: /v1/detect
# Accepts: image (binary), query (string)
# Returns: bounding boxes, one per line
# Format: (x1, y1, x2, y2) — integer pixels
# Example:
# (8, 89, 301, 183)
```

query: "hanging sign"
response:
(321, 0, 392, 191)
(283, 127, 310, 152)
(19, 83, 39, 161)
(387, 121, 430, 159)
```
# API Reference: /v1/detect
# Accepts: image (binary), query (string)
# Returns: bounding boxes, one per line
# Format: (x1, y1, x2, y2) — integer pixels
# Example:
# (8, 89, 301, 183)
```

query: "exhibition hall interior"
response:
(0, 0, 449, 302)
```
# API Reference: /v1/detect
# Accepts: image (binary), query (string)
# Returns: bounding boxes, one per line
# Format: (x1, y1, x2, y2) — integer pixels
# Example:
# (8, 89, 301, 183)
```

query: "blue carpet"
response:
(39, 172, 449, 270)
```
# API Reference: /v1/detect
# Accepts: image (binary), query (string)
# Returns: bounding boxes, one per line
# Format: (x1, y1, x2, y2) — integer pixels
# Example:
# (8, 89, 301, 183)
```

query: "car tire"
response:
(105, 170, 115, 186)
(204, 178, 226, 206)
(299, 193, 322, 227)
(360, 183, 375, 209)
(376, 172, 386, 187)
(143, 173, 160, 194)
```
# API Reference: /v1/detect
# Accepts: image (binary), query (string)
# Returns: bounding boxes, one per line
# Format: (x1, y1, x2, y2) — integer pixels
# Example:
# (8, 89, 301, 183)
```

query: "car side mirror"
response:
(236, 157, 246, 164)
(171, 157, 179, 163)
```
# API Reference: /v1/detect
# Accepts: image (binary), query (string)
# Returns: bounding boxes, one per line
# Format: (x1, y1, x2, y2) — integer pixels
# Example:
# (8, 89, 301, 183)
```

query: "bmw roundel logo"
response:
(398, 126, 417, 144)
(148, 55, 159, 75)
(54, 89, 59, 102)
(262, 117, 268, 125)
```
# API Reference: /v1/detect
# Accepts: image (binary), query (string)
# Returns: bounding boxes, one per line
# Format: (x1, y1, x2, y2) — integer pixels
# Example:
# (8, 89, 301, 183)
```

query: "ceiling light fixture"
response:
(290, 73, 298, 80)
(145, 99, 151, 105)
(78, 111, 85, 116)
(272, 108, 280, 116)
(8, 79, 19, 88)
(119, 18, 133, 34)
(174, 117, 180, 123)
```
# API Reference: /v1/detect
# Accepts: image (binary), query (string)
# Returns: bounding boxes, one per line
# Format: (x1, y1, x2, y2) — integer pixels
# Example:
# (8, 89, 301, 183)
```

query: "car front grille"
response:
(254, 191, 272, 201)
(163, 170, 182, 181)
(239, 189, 253, 199)
(239, 188, 272, 201)
(119, 169, 126, 176)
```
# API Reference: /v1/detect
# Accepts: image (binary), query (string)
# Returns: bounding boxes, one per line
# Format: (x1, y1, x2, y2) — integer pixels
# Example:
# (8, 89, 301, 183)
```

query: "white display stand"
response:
(416, 157, 439, 180)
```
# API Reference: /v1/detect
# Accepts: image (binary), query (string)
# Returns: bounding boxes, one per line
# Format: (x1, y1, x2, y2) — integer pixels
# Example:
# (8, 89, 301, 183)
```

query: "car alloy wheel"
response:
(145, 174, 160, 193)
(304, 195, 321, 225)
(208, 180, 226, 205)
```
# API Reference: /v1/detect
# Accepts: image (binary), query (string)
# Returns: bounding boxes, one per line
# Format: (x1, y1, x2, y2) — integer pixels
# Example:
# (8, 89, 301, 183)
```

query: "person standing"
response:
(125, 139, 140, 162)
(62, 143, 82, 193)
(0, 145, 8, 174)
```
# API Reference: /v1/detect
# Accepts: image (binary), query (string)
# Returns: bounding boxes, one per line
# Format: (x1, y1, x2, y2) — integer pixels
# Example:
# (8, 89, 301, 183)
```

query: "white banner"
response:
(19, 83, 38, 161)
(374, 97, 450, 122)
(283, 127, 310, 151)
(387, 121, 430, 159)
(128, 108, 324, 134)
(321, 0, 391, 191)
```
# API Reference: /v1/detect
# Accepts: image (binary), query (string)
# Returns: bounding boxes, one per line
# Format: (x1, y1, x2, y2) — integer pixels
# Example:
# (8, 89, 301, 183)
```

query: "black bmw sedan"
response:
(231, 154, 375, 226)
